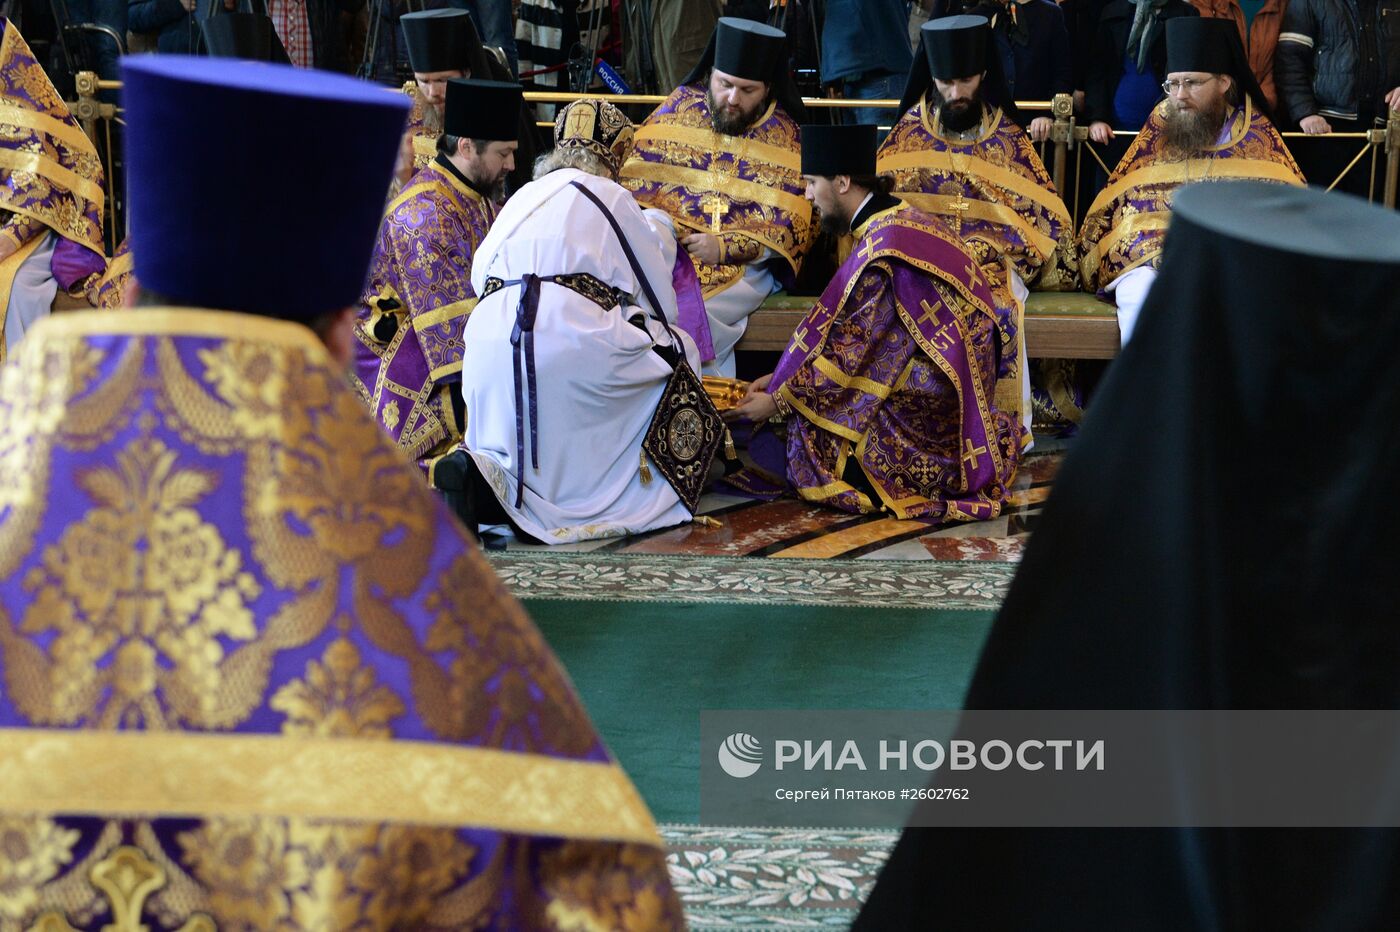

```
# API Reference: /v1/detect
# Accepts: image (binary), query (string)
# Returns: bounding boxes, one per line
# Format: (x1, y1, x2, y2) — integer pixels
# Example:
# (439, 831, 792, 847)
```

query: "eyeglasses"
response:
(1161, 77, 1217, 95)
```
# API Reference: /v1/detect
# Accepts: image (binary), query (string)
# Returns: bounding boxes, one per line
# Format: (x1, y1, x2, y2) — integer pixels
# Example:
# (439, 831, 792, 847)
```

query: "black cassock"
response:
(855, 182, 1400, 931)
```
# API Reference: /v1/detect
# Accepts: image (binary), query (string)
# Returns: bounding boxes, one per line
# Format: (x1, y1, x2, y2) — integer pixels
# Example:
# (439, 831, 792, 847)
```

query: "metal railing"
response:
(71, 76, 1400, 244)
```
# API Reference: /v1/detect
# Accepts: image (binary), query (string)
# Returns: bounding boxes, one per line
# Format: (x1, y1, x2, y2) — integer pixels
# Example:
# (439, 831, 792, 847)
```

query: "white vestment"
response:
(462, 168, 700, 544)
(1107, 266, 1157, 346)
(643, 211, 777, 378)
(2, 232, 57, 355)
(701, 257, 778, 377)
(1008, 267, 1035, 450)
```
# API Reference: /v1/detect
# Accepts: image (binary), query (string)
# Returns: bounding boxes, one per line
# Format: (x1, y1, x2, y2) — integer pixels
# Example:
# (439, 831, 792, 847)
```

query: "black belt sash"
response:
(480, 272, 629, 508)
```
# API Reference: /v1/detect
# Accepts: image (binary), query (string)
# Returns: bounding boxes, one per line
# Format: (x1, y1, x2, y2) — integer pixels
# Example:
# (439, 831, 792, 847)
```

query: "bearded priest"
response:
(621, 16, 813, 377)
(1077, 17, 1304, 343)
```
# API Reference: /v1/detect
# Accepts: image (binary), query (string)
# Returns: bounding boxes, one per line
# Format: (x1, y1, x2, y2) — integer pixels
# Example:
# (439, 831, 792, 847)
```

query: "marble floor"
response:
(487, 442, 1067, 563)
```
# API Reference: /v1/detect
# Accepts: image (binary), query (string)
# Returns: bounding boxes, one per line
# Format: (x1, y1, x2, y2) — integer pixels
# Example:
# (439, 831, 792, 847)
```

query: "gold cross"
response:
(700, 193, 728, 232)
(857, 235, 879, 264)
(964, 261, 980, 285)
(917, 298, 941, 328)
(963, 438, 989, 469)
(790, 325, 814, 354)
(947, 191, 971, 237)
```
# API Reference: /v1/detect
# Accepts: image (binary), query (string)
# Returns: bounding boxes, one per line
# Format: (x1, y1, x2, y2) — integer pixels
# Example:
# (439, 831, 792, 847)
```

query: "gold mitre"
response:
(554, 98, 636, 178)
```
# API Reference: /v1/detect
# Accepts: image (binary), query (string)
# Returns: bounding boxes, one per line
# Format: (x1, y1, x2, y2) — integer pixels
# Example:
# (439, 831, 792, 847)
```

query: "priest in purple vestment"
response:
(392, 9, 495, 195)
(0, 17, 107, 361)
(0, 55, 681, 930)
(1077, 18, 1303, 344)
(878, 15, 1076, 445)
(621, 17, 814, 377)
(724, 124, 1021, 522)
(355, 78, 520, 473)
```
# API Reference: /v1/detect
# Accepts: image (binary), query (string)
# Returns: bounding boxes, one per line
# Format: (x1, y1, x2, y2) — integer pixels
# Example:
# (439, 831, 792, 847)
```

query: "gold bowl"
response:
(702, 376, 749, 411)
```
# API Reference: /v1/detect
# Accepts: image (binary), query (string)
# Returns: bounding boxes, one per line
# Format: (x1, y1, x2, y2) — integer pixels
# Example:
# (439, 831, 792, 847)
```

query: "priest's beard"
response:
(707, 89, 768, 136)
(422, 104, 444, 133)
(818, 203, 853, 237)
(933, 89, 985, 134)
(1162, 94, 1229, 159)
(468, 164, 508, 202)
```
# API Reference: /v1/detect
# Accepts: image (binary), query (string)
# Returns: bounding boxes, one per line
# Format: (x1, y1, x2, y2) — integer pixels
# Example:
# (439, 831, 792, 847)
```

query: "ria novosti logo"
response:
(717, 733, 764, 778)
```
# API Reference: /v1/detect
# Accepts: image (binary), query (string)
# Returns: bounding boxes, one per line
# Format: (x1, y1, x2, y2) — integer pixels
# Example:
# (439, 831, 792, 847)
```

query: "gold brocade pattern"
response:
(621, 85, 813, 298)
(0, 819, 79, 921)
(15, 436, 262, 729)
(0, 310, 678, 930)
(271, 638, 405, 738)
(0, 22, 104, 256)
(542, 843, 684, 931)
(176, 818, 477, 930)
(1076, 99, 1304, 289)
(877, 100, 1073, 288)
(424, 552, 594, 757)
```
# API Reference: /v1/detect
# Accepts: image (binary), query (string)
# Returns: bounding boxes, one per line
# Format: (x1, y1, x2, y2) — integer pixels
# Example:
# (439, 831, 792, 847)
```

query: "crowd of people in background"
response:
(33, 0, 1400, 150)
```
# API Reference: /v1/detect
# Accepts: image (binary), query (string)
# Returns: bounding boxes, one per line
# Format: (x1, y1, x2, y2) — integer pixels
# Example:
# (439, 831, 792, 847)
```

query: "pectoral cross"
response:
(700, 194, 728, 233)
(962, 438, 989, 470)
(947, 191, 972, 237)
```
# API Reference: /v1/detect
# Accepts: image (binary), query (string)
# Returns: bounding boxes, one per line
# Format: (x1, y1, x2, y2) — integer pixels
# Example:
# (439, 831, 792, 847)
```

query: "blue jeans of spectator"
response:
(447, 0, 518, 76)
(844, 71, 904, 129)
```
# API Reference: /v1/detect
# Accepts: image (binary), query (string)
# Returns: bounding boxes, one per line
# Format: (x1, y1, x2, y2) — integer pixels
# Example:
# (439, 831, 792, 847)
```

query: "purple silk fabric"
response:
(0, 18, 107, 277)
(759, 210, 1020, 519)
(355, 160, 497, 462)
(671, 247, 714, 361)
(51, 236, 106, 291)
(0, 315, 682, 928)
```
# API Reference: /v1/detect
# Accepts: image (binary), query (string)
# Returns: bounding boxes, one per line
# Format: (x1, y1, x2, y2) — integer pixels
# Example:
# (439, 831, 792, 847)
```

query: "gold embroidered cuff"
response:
(770, 388, 794, 422)
(717, 232, 763, 265)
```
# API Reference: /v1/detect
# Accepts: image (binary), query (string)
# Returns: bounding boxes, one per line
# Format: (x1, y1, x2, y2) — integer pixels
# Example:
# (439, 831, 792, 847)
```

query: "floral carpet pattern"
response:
(661, 825, 899, 929)
(488, 551, 1014, 609)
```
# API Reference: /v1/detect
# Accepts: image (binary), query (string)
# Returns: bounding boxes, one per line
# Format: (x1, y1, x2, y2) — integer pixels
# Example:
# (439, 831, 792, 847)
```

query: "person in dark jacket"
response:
(1085, 0, 1198, 140)
(962, 0, 1074, 139)
(1062, 0, 1107, 108)
(1275, 0, 1400, 197)
(65, 0, 129, 79)
(128, 0, 233, 53)
(820, 0, 914, 126)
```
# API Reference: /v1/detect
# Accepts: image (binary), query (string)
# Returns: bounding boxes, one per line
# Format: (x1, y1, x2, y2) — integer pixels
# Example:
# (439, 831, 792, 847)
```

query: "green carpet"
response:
(492, 552, 1011, 928)
(495, 552, 1010, 824)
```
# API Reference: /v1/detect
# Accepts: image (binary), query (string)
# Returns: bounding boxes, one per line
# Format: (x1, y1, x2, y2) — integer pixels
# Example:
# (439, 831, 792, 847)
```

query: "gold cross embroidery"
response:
(857, 235, 880, 264)
(791, 325, 814, 354)
(963, 438, 989, 470)
(917, 298, 941, 328)
(964, 261, 980, 286)
(700, 193, 728, 233)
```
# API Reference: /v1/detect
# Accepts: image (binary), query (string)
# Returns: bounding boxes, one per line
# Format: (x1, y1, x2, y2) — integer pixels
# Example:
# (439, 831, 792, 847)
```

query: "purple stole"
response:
(773, 208, 1014, 516)
(1078, 97, 1304, 290)
(355, 160, 496, 463)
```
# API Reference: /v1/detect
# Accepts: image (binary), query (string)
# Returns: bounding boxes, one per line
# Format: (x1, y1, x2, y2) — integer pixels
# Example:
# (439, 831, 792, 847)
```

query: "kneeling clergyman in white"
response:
(459, 165, 701, 543)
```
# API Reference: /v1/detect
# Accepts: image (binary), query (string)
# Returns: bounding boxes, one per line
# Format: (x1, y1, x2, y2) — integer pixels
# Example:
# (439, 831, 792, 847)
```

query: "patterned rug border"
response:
(487, 551, 1013, 610)
(660, 823, 897, 930)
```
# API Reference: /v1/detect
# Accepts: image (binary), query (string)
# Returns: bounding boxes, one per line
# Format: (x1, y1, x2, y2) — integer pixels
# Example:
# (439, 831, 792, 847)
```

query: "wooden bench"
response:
(737, 291, 1120, 360)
